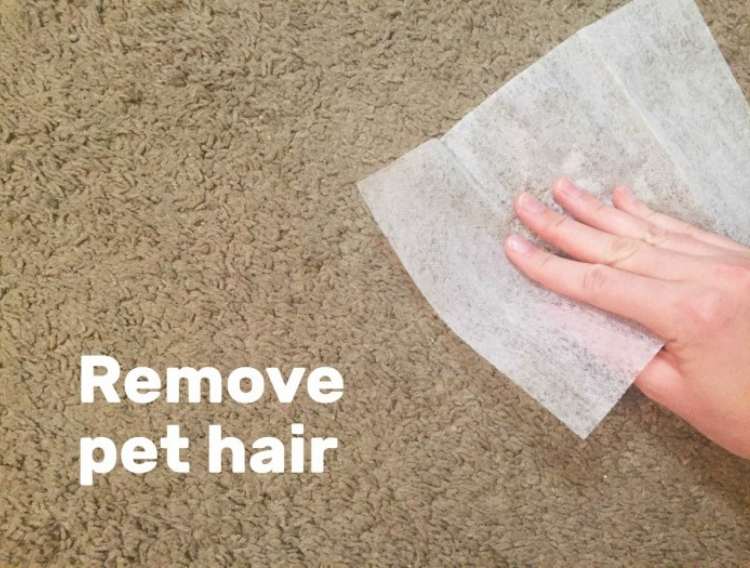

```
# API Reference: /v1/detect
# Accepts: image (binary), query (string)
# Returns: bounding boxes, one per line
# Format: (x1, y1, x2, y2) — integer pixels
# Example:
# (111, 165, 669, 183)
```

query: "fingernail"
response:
(555, 178, 584, 199)
(506, 234, 534, 254)
(518, 192, 545, 214)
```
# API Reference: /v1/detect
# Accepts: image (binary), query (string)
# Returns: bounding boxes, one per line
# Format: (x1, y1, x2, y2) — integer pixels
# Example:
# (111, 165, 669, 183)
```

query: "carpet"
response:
(1, 0, 749, 565)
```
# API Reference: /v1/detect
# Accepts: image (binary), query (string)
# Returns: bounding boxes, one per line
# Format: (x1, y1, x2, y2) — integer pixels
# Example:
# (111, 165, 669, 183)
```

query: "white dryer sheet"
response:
(358, 0, 750, 437)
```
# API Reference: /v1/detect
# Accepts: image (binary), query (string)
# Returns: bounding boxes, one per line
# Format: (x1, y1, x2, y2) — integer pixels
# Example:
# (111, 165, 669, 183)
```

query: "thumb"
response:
(634, 350, 694, 419)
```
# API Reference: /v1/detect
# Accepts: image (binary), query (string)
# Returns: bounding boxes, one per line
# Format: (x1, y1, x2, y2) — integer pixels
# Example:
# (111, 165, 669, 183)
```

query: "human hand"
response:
(504, 178, 750, 458)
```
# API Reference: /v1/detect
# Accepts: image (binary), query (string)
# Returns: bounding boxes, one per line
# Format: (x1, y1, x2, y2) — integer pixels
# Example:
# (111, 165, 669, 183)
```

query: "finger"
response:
(514, 192, 712, 281)
(504, 234, 680, 340)
(552, 178, 728, 257)
(612, 185, 749, 254)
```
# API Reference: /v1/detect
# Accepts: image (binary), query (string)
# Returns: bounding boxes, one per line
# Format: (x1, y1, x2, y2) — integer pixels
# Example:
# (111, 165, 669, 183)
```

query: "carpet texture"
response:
(1, 0, 749, 565)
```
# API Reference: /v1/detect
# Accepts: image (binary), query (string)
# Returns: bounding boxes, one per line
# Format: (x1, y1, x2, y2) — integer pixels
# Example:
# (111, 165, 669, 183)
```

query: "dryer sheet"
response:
(358, 0, 750, 437)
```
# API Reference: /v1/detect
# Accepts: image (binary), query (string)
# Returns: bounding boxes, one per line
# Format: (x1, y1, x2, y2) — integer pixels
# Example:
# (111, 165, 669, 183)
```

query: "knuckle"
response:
(606, 236, 643, 266)
(539, 214, 571, 247)
(677, 286, 735, 332)
(544, 212, 569, 233)
(534, 250, 554, 270)
(643, 222, 669, 245)
(711, 262, 750, 290)
(581, 264, 610, 297)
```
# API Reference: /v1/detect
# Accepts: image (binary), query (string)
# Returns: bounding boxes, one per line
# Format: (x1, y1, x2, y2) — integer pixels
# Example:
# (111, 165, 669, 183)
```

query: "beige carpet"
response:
(1, 0, 749, 565)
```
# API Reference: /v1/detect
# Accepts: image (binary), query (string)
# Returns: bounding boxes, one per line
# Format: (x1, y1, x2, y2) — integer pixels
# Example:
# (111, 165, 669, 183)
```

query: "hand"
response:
(504, 178, 750, 458)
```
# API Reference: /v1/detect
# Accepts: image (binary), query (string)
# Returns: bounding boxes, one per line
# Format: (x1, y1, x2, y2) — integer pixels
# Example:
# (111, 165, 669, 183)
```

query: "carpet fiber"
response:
(1, 0, 749, 565)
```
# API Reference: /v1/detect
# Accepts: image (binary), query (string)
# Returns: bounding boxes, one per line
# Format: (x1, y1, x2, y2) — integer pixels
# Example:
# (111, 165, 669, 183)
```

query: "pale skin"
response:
(504, 178, 750, 459)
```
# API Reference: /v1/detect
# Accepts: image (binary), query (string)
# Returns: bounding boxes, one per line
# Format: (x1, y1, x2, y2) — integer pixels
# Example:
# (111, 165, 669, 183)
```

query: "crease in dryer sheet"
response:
(579, 0, 750, 242)
(438, 138, 508, 223)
